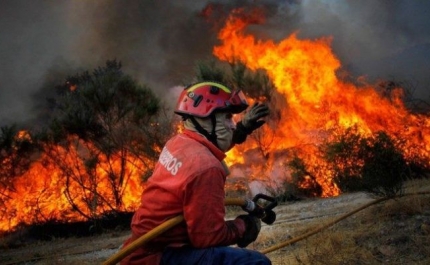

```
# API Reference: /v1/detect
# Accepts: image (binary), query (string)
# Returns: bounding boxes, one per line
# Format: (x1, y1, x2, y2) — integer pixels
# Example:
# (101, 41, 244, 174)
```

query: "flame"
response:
(0, 135, 149, 234)
(215, 8, 430, 197)
(2, 7, 430, 235)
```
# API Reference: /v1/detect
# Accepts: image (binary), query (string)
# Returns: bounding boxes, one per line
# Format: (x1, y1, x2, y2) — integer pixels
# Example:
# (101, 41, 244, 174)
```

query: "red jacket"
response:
(120, 130, 246, 265)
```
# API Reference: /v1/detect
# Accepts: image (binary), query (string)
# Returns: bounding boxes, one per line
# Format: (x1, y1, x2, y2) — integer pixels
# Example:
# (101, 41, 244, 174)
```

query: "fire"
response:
(1, 7, 430, 235)
(0, 135, 149, 234)
(216, 9, 430, 197)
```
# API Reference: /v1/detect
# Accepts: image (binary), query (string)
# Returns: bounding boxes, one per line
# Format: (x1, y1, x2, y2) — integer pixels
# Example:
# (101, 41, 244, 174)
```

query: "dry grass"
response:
(260, 178, 430, 265)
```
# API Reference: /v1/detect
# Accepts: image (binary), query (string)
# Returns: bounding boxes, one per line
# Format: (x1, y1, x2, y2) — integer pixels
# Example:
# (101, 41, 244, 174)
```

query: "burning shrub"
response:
(0, 126, 36, 178)
(287, 155, 323, 198)
(0, 60, 177, 234)
(323, 128, 410, 197)
(39, 60, 170, 219)
(0, 126, 38, 206)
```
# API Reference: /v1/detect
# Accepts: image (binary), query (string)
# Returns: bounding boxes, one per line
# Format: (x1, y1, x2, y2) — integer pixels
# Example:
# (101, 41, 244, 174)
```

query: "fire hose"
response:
(259, 190, 430, 254)
(102, 194, 277, 265)
(103, 191, 430, 265)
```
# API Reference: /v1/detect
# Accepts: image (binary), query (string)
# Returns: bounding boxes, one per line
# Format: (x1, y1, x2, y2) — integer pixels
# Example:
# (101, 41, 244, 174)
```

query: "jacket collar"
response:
(182, 130, 226, 161)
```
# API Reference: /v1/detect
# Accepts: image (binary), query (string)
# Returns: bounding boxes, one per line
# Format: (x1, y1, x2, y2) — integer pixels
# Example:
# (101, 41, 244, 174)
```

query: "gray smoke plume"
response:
(1, 0, 429, 127)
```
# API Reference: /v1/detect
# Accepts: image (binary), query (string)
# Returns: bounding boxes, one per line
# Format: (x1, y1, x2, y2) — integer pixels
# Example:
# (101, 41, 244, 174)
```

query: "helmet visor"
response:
(226, 90, 249, 113)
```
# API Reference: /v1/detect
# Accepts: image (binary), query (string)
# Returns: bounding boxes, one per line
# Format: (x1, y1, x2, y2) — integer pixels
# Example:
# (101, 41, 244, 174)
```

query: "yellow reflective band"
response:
(187, 81, 231, 94)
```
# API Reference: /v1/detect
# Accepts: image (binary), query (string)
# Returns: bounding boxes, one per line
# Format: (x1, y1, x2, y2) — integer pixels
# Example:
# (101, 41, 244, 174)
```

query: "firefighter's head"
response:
(175, 81, 249, 151)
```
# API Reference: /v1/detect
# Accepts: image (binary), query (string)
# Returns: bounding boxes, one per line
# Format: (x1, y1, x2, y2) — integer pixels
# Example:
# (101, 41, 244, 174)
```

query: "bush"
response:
(323, 128, 409, 197)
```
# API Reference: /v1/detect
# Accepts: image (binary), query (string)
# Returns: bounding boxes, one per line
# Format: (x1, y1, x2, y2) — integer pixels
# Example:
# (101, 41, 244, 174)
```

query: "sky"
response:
(1, 0, 430, 127)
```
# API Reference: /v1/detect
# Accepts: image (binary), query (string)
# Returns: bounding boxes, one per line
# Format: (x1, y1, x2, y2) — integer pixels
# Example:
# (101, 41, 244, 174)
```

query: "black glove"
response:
(233, 103, 269, 144)
(242, 103, 269, 132)
(236, 214, 261, 248)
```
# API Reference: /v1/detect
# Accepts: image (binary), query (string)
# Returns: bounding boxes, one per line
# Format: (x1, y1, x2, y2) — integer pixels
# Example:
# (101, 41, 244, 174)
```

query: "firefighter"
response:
(120, 81, 271, 265)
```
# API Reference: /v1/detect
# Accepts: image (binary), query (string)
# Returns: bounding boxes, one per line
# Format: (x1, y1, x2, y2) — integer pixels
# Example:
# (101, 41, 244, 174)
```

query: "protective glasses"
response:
(227, 90, 248, 107)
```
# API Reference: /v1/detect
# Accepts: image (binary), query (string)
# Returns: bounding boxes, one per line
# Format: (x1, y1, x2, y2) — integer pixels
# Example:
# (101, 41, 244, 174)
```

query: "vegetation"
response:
(39, 60, 173, 219)
(1, 56, 430, 233)
(0, 126, 38, 216)
(0, 126, 34, 186)
(0, 60, 175, 225)
(193, 58, 430, 200)
(1, 58, 430, 264)
(323, 129, 410, 197)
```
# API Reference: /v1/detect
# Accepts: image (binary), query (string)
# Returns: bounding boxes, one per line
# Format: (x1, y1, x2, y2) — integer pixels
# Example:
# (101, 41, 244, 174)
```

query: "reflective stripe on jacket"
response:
(120, 130, 245, 265)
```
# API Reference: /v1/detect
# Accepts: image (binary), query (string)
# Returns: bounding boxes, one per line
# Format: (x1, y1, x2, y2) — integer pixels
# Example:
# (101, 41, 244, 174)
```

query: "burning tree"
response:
(39, 60, 170, 220)
(0, 61, 175, 234)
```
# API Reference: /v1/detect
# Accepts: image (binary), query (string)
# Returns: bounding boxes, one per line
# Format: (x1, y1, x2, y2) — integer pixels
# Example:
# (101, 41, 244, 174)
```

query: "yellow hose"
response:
(261, 191, 430, 254)
(102, 198, 247, 265)
(260, 196, 387, 254)
(104, 191, 430, 265)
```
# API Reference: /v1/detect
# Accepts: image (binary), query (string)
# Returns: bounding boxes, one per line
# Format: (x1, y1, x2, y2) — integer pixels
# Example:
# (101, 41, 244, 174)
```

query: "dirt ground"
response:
(1, 179, 430, 265)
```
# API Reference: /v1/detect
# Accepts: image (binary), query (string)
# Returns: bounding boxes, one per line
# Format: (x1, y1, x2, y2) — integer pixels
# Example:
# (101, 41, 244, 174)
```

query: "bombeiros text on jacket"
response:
(159, 147, 182, 175)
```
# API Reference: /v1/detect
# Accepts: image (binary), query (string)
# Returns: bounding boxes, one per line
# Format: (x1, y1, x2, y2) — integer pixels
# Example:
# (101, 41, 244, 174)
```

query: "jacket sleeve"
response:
(182, 167, 246, 248)
(232, 121, 249, 144)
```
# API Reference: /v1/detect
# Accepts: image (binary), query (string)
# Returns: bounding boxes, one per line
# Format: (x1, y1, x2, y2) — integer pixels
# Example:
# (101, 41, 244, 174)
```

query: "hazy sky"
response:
(1, 0, 429, 127)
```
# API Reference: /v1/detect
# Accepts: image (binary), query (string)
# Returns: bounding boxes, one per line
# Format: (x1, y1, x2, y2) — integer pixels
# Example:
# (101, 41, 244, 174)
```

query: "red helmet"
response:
(175, 81, 249, 118)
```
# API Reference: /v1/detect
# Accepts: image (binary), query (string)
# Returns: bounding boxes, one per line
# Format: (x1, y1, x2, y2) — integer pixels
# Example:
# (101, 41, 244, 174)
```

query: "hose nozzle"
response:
(242, 194, 278, 225)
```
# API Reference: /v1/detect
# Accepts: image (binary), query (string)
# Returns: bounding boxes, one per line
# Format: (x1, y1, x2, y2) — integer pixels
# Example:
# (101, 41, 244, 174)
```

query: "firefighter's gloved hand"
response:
(242, 103, 269, 133)
(241, 199, 265, 218)
(236, 214, 261, 248)
(233, 103, 269, 144)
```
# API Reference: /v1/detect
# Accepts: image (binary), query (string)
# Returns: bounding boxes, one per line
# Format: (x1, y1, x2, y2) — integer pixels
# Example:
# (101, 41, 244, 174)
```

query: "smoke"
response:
(291, 0, 430, 99)
(1, 0, 430, 127)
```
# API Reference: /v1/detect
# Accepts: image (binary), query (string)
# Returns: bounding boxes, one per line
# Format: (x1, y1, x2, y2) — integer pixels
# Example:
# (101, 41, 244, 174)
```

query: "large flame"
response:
(218, 9, 430, 196)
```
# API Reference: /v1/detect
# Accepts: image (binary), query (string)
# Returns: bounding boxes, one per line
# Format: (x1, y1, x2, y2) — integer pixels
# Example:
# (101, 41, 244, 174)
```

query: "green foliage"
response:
(361, 132, 409, 196)
(194, 59, 276, 101)
(323, 128, 409, 197)
(50, 60, 160, 150)
(230, 61, 276, 101)
(323, 128, 365, 192)
(195, 59, 228, 84)
(287, 155, 323, 197)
